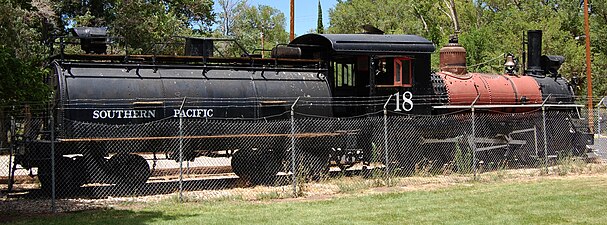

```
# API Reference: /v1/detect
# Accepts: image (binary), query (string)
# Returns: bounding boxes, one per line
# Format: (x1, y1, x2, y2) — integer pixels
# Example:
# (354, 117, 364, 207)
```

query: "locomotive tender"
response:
(14, 28, 591, 192)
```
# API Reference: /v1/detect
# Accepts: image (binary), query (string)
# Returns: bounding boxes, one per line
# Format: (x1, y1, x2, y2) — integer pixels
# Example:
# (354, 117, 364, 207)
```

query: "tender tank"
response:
(53, 62, 331, 127)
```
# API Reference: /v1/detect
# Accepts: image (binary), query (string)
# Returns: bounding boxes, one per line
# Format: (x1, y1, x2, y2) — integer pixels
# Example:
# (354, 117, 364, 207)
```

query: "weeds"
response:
(256, 191, 288, 200)
(335, 178, 372, 193)
(168, 193, 245, 203)
(552, 156, 596, 176)
(454, 141, 473, 174)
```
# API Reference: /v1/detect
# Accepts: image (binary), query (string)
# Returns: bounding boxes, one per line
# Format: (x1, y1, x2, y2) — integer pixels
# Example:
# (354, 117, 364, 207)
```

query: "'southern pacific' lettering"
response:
(173, 109, 214, 118)
(93, 109, 156, 119)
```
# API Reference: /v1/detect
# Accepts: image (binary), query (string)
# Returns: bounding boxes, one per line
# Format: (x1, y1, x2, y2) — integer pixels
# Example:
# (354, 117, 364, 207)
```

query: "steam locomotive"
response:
(13, 28, 592, 193)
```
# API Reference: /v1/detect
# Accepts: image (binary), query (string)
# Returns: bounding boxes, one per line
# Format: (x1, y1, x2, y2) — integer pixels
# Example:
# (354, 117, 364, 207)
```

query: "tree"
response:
(317, 0, 324, 34)
(217, 0, 246, 36)
(0, 0, 54, 147)
(53, 0, 118, 29)
(111, 1, 180, 54)
(170, 0, 215, 34)
(54, 0, 214, 53)
(0, 0, 53, 104)
(328, 0, 451, 43)
(230, 3, 289, 56)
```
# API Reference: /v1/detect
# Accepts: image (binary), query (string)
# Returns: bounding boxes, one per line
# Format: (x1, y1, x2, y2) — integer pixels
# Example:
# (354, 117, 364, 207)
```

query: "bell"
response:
(504, 55, 516, 68)
(504, 54, 516, 74)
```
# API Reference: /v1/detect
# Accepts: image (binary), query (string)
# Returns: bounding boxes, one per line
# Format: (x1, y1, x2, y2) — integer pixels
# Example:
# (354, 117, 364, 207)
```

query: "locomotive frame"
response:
(10, 28, 593, 194)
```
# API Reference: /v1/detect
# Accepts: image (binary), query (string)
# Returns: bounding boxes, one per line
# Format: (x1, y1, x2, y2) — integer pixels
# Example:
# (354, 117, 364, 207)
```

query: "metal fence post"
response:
(290, 97, 300, 197)
(542, 105, 548, 173)
(597, 97, 605, 136)
(471, 106, 476, 179)
(541, 95, 551, 173)
(178, 98, 186, 202)
(383, 95, 393, 178)
(471, 95, 479, 180)
(50, 103, 56, 213)
(7, 115, 15, 192)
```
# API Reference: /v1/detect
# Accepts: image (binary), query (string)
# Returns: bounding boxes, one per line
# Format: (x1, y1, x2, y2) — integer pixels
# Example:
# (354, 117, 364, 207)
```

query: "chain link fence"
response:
(0, 98, 600, 212)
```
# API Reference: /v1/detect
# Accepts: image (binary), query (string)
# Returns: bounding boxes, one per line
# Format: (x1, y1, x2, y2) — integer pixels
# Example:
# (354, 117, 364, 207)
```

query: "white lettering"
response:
(92, 109, 158, 120)
(402, 91, 413, 112)
(394, 92, 414, 112)
(173, 108, 214, 118)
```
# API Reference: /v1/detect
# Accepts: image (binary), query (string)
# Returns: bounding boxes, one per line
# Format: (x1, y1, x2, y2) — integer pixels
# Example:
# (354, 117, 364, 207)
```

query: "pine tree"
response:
(317, 0, 324, 34)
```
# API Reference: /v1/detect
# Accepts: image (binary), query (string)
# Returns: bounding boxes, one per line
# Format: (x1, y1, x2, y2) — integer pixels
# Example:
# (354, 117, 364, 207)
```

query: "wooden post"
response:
(290, 0, 295, 41)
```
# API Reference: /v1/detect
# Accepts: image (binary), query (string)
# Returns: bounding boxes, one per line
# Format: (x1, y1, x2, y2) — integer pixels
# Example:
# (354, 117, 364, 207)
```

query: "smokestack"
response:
(526, 30, 543, 75)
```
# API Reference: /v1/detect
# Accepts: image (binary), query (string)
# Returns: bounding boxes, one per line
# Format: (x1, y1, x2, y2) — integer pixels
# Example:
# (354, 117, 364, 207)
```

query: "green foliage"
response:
(229, 3, 289, 56)
(111, 1, 187, 54)
(328, 0, 451, 42)
(0, 0, 51, 104)
(57, 0, 214, 54)
(0, 48, 50, 105)
(317, 0, 324, 34)
(453, 141, 472, 174)
(216, 0, 245, 36)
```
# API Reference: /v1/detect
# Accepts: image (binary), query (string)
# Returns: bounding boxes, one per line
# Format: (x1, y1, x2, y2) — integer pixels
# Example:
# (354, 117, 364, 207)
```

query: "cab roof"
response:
(289, 33, 436, 55)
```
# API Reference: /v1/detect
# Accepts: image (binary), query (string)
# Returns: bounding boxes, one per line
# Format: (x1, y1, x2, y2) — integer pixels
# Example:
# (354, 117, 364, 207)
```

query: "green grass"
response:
(9, 175, 607, 225)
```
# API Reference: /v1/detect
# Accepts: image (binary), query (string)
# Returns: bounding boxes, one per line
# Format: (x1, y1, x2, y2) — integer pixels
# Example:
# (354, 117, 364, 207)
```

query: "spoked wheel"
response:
(109, 153, 150, 186)
(297, 148, 330, 181)
(38, 156, 87, 196)
(392, 148, 423, 176)
(391, 138, 423, 176)
(231, 149, 282, 186)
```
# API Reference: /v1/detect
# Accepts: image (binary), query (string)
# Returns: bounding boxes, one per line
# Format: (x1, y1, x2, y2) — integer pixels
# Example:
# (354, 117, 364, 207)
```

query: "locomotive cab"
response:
(289, 33, 436, 116)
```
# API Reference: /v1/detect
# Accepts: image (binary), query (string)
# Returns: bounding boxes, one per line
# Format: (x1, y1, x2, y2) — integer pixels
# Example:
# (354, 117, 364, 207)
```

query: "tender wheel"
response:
(231, 149, 250, 179)
(109, 153, 150, 186)
(38, 156, 86, 196)
(231, 149, 281, 186)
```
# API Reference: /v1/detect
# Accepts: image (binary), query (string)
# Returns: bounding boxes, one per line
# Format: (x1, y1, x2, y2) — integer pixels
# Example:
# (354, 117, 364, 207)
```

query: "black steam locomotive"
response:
(13, 27, 592, 192)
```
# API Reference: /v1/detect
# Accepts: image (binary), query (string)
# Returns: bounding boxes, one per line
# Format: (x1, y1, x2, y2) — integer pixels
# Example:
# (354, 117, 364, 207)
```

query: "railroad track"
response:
(0, 165, 234, 185)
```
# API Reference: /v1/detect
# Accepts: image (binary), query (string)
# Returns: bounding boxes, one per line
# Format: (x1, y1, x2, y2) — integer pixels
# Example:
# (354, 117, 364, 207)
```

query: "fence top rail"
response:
(432, 104, 584, 109)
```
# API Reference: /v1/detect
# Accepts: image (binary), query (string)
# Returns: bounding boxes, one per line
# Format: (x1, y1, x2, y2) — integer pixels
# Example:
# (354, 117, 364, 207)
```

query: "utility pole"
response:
(290, 0, 295, 41)
(261, 31, 264, 58)
(584, 0, 594, 132)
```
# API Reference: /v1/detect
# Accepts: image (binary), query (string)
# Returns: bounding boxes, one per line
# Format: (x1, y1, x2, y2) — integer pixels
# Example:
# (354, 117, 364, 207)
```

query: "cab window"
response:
(375, 57, 413, 87)
(332, 62, 356, 87)
(394, 57, 412, 87)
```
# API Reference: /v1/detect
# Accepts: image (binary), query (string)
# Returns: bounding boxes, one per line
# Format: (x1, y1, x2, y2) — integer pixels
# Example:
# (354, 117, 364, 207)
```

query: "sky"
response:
(213, 0, 338, 36)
